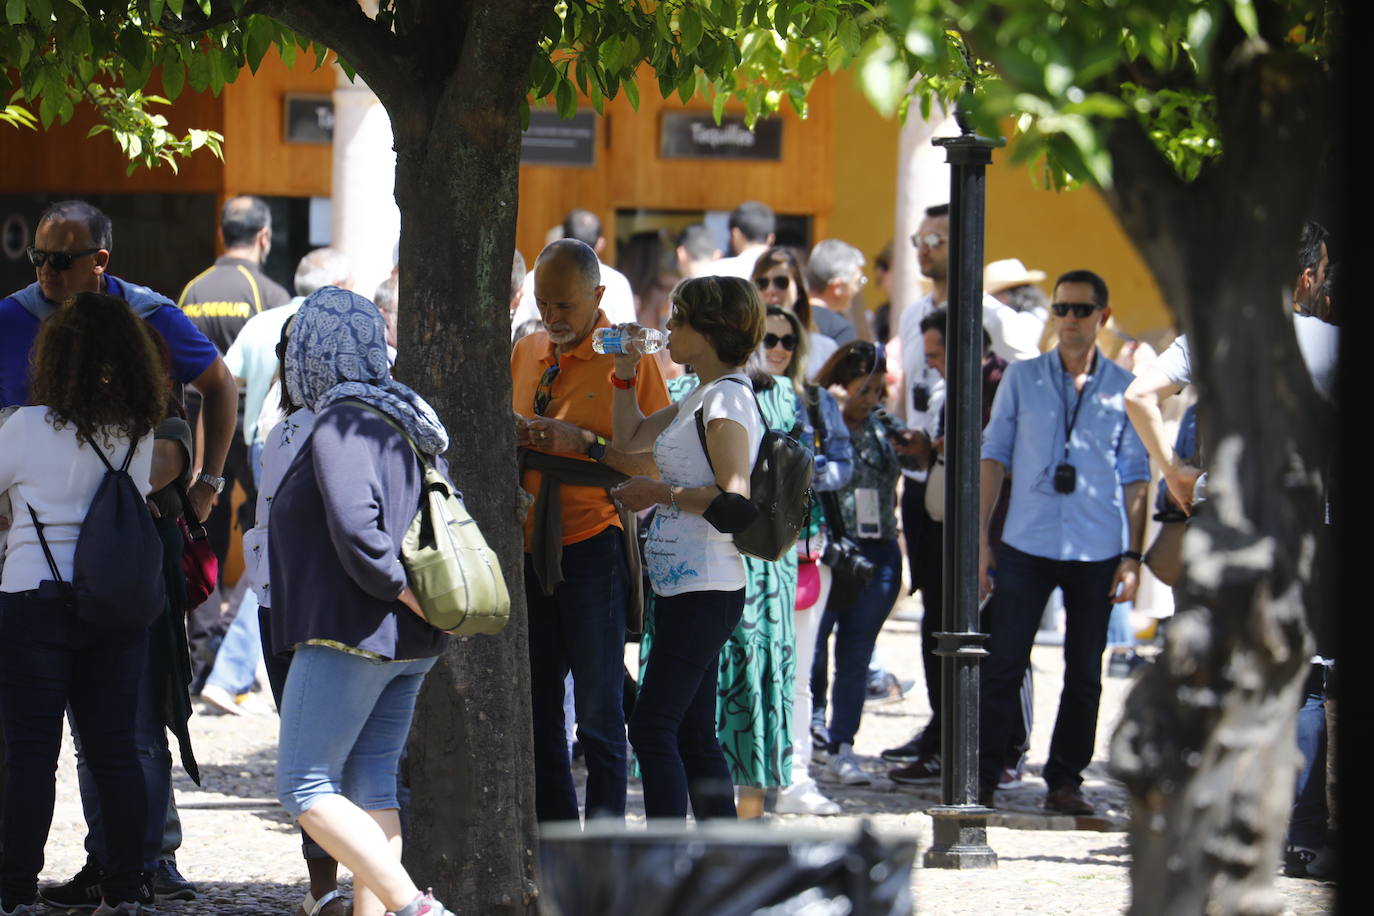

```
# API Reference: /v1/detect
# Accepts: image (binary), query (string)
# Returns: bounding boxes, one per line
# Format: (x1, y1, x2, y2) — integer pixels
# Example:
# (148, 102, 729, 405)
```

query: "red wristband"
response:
(609, 370, 637, 390)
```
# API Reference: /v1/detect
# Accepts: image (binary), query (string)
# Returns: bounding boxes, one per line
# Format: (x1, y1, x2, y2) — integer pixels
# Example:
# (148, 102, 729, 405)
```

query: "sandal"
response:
(298, 889, 349, 916)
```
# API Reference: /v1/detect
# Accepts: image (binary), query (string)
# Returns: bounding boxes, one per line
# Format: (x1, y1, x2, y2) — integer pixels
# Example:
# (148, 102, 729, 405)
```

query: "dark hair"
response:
(920, 306, 991, 353)
(1053, 269, 1109, 308)
(30, 292, 167, 446)
(618, 230, 676, 302)
(729, 201, 776, 243)
(672, 276, 766, 366)
(874, 240, 893, 272)
(677, 223, 717, 261)
(924, 203, 950, 219)
(276, 315, 301, 415)
(39, 200, 113, 252)
(816, 340, 885, 389)
(751, 245, 812, 330)
(1297, 220, 1329, 275)
(221, 196, 272, 248)
(510, 248, 527, 302)
(561, 208, 602, 247)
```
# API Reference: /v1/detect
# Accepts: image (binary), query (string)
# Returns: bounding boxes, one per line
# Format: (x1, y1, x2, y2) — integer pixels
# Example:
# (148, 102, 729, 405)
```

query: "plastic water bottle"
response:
(593, 326, 666, 355)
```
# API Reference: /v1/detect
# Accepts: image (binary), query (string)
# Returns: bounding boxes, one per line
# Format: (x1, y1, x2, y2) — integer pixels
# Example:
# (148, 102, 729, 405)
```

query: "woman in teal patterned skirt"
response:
(642, 364, 801, 816)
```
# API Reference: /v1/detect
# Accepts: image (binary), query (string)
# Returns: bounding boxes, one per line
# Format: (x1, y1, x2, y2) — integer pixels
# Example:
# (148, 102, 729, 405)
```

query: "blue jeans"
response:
(524, 528, 630, 822)
(630, 589, 744, 820)
(205, 587, 263, 696)
(276, 645, 435, 818)
(978, 544, 1117, 789)
(818, 539, 903, 750)
(70, 640, 177, 871)
(0, 592, 147, 906)
(1287, 665, 1328, 849)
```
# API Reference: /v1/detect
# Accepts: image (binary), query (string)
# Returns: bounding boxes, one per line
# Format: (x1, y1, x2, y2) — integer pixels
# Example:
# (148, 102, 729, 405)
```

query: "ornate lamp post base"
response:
(924, 806, 998, 869)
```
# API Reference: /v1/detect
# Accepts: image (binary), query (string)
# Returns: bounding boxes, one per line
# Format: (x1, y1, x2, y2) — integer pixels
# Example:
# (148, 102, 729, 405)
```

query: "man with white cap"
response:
(984, 258, 1050, 345)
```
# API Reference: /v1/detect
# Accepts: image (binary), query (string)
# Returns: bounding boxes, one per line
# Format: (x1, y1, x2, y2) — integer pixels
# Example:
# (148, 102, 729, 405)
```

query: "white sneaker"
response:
(199, 683, 244, 716)
(775, 783, 842, 815)
(819, 744, 871, 786)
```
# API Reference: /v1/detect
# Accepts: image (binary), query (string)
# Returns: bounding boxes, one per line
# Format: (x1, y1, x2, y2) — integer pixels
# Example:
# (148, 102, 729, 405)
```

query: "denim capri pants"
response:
(276, 643, 436, 818)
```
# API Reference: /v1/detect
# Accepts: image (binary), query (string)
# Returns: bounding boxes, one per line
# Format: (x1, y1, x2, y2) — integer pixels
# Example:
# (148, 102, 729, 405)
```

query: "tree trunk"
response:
(1102, 46, 1334, 916)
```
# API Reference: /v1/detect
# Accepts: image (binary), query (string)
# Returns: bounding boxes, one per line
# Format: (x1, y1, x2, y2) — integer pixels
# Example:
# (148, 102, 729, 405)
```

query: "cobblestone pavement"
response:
(38, 592, 1334, 914)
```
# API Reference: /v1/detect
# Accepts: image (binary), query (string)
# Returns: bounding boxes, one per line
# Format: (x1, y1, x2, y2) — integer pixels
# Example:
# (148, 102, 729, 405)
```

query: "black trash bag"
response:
(539, 819, 917, 916)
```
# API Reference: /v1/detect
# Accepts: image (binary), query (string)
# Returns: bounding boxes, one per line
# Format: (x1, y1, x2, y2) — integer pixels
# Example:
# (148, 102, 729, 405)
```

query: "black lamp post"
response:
(923, 105, 1002, 870)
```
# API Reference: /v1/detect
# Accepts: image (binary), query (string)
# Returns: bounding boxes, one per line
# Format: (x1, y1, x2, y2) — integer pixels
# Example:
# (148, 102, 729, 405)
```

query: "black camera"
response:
(822, 537, 876, 591)
(873, 407, 912, 445)
(1053, 463, 1077, 494)
(911, 383, 931, 413)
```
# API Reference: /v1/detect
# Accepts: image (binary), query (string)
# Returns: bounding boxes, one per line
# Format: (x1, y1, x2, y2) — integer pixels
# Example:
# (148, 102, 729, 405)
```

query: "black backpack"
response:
(694, 376, 815, 562)
(28, 434, 166, 630)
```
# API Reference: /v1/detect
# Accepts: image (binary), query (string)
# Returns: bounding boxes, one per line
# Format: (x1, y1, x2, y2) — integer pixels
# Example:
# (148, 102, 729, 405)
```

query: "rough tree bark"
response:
(1103, 27, 1335, 916)
(267, 0, 552, 910)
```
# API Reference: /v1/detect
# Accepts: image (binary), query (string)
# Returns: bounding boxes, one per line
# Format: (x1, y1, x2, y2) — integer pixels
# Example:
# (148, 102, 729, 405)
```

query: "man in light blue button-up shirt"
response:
(975, 269, 1150, 816)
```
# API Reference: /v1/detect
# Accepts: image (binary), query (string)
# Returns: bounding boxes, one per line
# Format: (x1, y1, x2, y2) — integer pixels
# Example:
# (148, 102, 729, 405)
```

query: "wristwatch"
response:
(196, 472, 227, 495)
(1121, 550, 1144, 563)
(586, 434, 608, 462)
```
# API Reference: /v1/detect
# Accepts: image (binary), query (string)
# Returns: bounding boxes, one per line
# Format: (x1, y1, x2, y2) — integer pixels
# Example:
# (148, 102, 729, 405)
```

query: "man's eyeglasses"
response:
(1050, 301, 1102, 319)
(755, 275, 791, 292)
(910, 232, 946, 250)
(533, 362, 560, 416)
(27, 246, 101, 271)
(762, 333, 798, 352)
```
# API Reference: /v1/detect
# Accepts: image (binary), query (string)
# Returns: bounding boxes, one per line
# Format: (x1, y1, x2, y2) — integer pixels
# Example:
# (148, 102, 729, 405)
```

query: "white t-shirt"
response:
(0, 407, 154, 592)
(242, 408, 317, 606)
(511, 262, 637, 337)
(1294, 314, 1339, 399)
(644, 375, 764, 597)
(1153, 334, 1193, 388)
(709, 248, 765, 280)
(806, 331, 839, 380)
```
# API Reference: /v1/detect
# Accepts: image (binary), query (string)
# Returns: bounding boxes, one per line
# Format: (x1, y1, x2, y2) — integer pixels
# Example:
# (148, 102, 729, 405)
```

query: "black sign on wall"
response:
(659, 113, 783, 161)
(521, 111, 597, 167)
(285, 94, 335, 144)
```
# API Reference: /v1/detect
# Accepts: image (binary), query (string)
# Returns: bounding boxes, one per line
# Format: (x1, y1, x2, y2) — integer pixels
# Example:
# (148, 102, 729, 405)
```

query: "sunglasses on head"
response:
(755, 275, 791, 292)
(533, 362, 561, 416)
(1050, 301, 1102, 318)
(762, 333, 798, 351)
(27, 246, 101, 271)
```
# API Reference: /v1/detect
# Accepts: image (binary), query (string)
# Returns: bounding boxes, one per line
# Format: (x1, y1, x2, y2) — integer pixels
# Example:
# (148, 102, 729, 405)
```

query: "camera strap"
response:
(1057, 348, 1100, 462)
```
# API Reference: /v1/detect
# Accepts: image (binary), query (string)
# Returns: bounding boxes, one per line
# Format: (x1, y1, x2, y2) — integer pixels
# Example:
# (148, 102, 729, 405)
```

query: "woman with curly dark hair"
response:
(0, 291, 167, 916)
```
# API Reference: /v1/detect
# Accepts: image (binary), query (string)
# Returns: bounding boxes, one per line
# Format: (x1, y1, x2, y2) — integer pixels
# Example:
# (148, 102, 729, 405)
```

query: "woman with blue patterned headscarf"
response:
(268, 287, 459, 916)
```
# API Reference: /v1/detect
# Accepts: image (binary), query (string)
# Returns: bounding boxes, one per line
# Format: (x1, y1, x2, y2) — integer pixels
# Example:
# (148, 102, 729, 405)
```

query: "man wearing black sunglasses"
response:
(975, 268, 1150, 817)
(2, 199, 238, 904)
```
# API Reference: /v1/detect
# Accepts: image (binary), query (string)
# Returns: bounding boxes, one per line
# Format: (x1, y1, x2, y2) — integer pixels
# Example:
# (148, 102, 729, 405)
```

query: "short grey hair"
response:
(293, 247, 352, 297)
(535, 238, 600, 291)
(806, 239, 866, 288)
(374, 276, 398, 314)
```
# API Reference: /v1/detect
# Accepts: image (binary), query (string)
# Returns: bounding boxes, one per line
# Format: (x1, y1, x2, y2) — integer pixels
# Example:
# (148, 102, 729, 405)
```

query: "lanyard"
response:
(1057, 349, 1099, 460)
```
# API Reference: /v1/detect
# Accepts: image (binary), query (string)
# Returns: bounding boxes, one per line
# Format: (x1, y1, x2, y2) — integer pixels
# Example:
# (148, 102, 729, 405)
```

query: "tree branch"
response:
(157, 0, 274, 35)
(259, 0, 417, 116)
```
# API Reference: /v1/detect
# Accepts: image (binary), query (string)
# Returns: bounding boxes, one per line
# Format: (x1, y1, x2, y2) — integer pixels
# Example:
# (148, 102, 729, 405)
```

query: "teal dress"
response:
(639, 373, 800, 788)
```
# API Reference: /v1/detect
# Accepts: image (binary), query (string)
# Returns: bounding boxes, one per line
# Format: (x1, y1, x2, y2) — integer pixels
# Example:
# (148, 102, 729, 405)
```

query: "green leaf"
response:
(623, 74, 639, 109)
(680, 6, 703, 55)
(166, 0, 184, 14)
(30, 0, 51, 22)
(5, 0, 25, 26)
(837, 17, 860, 58)
(162, 58, 185, 100)
(555, 76, 576, 119)
(150, 0, 165, 22)
(189, 128, 208, 150)
(712, 86, 727, 123)
(119, 26, 148, 71)
(187, 51, 210, 93)
(676, 66, 694, 104)
(244, 16, 273, 74)
(1229, 0, 1259, 38)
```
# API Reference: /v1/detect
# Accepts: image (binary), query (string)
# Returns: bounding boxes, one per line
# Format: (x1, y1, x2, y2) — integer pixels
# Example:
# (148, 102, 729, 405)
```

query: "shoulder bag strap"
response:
(25, 503, 66, 584)
(78, 431, 120, 474)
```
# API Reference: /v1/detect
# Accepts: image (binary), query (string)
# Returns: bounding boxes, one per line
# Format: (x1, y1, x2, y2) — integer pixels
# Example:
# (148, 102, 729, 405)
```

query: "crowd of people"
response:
(0, 194, 1337, 914)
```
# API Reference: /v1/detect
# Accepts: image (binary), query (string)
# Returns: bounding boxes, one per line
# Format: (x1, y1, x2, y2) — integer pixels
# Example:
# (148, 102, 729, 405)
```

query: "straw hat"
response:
(984, 258, 1047, 295)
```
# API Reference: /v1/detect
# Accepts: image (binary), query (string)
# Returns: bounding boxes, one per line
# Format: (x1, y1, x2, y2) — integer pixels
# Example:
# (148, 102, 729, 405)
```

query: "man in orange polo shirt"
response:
(512, 238, 669, 823)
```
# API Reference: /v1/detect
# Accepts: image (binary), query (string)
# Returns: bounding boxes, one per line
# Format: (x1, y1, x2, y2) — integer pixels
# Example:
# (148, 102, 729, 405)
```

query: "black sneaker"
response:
(880, 733, 926, 762)
(151, 860, 197, 902)
(39, 862, 104, 912)
(889, 754, 941, 784)
(1283, 845, 1319, 878)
